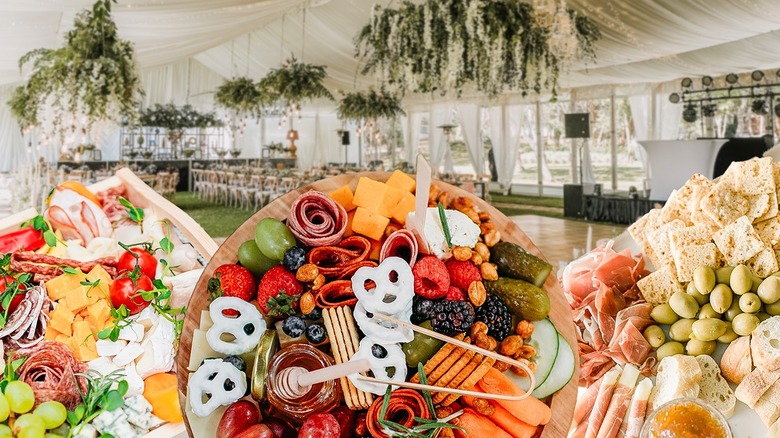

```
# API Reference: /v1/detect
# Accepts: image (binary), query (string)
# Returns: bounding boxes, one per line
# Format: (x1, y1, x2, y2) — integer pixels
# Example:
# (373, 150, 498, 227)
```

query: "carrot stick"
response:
(454, 408, 512, 438)
(460, 395, 538, 438)
(476, 368, 552, 426)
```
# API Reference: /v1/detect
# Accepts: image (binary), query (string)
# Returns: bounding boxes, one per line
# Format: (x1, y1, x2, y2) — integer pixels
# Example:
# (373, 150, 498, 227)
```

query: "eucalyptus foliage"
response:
(214, 76, 270, 118)
(258, 56, 334, 105)
(355, 0, 601, 98)
(138, 103, 222, 130)
(9, 0, 143, 137)
(337, 88, 405, 122)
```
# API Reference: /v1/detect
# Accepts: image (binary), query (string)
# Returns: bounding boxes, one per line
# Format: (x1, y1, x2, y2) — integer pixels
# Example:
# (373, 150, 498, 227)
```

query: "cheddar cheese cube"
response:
(78, 336, 98, 362)
(63, 337, 79, 358)
(368, 237, 384, 261)
(45, 271, 88, 301)
(352, 178, 387, 213)
(55, 334, 69, 344)
(344, 210, 356, 237)
(391, 192, 417, 225)
(44, 328, 60, 340)
(386, 170, 416, 193)
(87, 265, 113, 288)
(351, 207, 390, 241)
(378, 186, 406, 218)
(63, 287, 89, 313)
(329, 185, 356, 212)
(49, 306, 75, 336)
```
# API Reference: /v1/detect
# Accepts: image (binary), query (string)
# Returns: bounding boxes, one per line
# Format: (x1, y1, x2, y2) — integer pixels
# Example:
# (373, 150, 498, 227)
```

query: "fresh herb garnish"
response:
(140, 278, 186, 340)
(159, 237, 173, 255)
(63, 267, 79, 275)
(24, 215, 59, 248)
(67, 370, 129, 438)
(0, 254, 12, 276)
(0, 274, 32, 328)
(437, 202, 453, 249)
(97, 304, 133, 342)
(118, 197, 144, 229)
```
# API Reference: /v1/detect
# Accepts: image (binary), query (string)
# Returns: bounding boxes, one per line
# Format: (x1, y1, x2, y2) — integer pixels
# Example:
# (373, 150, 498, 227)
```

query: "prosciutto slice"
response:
(584, 366, 622, 438)
(380, 229, 418, 267)
(287, 191, 348, 247)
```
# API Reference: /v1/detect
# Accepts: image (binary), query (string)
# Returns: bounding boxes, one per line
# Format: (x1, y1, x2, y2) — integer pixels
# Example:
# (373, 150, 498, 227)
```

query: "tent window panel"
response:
(540, 101, 573, 186)
(615, 97, 645, 191)
(511, 104, 539, 186)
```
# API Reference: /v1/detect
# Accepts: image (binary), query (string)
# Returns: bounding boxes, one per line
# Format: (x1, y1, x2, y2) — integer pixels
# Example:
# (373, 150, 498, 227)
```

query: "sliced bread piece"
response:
(769, 417, 780, 438)
(756, 397, 780, 427)
(735, 367, 780, 408)
(752, 316, 780, 371)
(649, 355, 702, 411)
(720, 335, 753, 385)
(694, 355, 736, 419)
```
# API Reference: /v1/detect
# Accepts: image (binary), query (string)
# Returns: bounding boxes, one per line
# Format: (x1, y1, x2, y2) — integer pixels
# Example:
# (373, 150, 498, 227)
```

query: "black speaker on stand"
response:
(563, 113, 590, 218)
(338, 130, 350, 167)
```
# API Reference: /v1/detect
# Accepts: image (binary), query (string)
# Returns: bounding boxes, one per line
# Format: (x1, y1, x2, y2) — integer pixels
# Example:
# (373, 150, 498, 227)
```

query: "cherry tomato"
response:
(0, 276, 26, 315)
(109, 273, 153, 315)
(117, 247, 158, 280)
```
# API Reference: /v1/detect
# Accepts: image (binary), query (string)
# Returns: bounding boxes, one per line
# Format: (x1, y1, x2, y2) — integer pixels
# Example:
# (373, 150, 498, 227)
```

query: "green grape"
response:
(254, 218, 297, 260)
(238, 240, 278, 276)
(34, 401, 67, 429)
(13, 413, 45, 438)
(44, 434, 64, 438)
(0, 424, 11, 438)
(0, 393, 9, 422)
(5, 381, 35, 414)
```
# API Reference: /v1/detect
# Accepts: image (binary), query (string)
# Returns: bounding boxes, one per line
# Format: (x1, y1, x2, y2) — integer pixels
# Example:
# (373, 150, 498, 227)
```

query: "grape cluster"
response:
(0, 380, 67, 438)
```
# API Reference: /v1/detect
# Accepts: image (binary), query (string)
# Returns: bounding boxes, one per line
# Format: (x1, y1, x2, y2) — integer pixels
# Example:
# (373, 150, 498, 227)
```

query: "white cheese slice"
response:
(122, 363, 145, 397)
(71, 423, 98, 438)
(410, 208, 480, 258)
(87, 357, 119, 377)
(188, 329, 223, 371)
(199, 309, 213, 331)
(96, 339, 127, 357)
(118, 323, 145, 343)
(113, 342, 144, 367)
(185, 382, 227, 438)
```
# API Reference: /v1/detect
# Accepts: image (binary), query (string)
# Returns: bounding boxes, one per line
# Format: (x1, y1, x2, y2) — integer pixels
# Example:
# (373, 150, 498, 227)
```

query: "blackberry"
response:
(474, 294, 513, 341)
(306, 322, 327, 344)
(282, 315, 306, 337)
(430, 300, 475, 336)
(412, 297, 437, 324)
(304, 307, 322, 321)
(222, 356, 247, 372)
(283, 246, 307, 272)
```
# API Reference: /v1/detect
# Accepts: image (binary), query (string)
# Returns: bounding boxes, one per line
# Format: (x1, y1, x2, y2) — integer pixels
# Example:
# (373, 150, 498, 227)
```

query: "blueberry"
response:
(223, 379, 235, 391)
(412, 297, 437, 324)
(223, 356, 247, 372)
(306, 323, 327, 344)
(243, 323, 255, 335)
(283, 246, 307, 272)
(304, 307, 322, 321)
(282, 316, 307, 338)
(371, 344, 388, 359)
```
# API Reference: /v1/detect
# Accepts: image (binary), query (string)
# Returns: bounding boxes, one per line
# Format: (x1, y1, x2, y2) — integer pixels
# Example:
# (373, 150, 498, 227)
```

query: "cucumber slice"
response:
(514, 318, 558, 392)
(532, 332, 575, 399)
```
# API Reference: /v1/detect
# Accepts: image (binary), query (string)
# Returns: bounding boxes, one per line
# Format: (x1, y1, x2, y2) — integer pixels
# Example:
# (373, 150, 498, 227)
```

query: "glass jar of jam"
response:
(641, 398, 732, 438)
(265, 344, 342, 424)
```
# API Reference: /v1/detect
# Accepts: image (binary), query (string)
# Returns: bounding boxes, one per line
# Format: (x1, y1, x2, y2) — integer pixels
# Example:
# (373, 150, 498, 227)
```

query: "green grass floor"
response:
(173, 191, 565, 238)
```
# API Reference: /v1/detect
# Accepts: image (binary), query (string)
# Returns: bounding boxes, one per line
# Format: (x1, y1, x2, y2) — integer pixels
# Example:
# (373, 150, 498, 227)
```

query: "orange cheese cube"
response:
(55, 334, 69, 344)
(390, 192, 417, 225)
(329, 185, 356, 212)
(45, 271, 88, 301)
(63, 337, 79, 358)
(386, 170, 416, 193)
(72, 320, 92, 342)
(87, 265, 113, 288)
(352, 177, 387, 213)
(78, 336, 98, 362)
(63, 287, 89, 313)
(368, 237, 384, 261)
(344, 210, 356, 237)
(351, 207, 390, 241)
(88, 300, 111, 321)
(44, 328, 60, 340)
(50, 306, 75, 336)
(378, 186, 405, 218)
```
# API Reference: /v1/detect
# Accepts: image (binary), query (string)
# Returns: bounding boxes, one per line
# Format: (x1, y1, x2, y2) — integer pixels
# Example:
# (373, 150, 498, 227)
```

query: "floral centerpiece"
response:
(138, 103, 222, 130)
(8, 0, 143, 138)
(258, 56, 334, 119)
(355, 0, 600, 98)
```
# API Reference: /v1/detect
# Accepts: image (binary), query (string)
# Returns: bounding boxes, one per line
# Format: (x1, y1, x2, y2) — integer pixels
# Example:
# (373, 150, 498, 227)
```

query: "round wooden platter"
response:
(176, 172, 579, 437)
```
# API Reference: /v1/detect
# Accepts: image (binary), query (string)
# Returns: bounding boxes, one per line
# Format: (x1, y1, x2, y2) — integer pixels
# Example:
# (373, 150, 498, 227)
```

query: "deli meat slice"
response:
(287, 191, 348, 247)
(10, 341, 88, 410)
(380, 229, 419, 267)
(0, 286, 53, 349)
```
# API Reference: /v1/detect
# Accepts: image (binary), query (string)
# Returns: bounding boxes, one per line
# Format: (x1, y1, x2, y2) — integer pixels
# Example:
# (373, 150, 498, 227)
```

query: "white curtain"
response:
(628, 95, 652, 176)
(429, 105, 453, 173)
(409, 112, 424, 163)
(454, 103, 482, 175)
(489, 105, 519, 190)
(580, 140, 596, 184)
(654, 83, 684, 140)
(0, 86, 27, 172)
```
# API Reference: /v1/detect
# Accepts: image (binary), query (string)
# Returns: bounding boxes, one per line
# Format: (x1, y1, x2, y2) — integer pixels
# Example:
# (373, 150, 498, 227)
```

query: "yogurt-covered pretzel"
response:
(351, 256, 414, 315)
(348, 337, 407, 395)
(207, 297, 267, 355)
(353, 301, 414, 344)
(188, 359, 247, 416)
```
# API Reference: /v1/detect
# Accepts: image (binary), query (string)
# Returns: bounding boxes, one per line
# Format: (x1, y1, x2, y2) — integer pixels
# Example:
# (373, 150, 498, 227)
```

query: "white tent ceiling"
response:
(1, 0, 780, 98)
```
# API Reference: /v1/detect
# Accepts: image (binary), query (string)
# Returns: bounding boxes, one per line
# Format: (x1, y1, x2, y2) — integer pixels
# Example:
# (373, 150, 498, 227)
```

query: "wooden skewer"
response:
(355, 375, 533, 402)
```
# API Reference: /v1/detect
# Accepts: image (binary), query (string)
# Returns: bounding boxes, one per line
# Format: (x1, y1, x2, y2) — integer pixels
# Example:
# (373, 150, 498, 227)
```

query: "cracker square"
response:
(700, 182, 750, 227)
(725, 157, 775, 195)
(712, 216, 765, 266)
(628, 208, 663, 265)
(637, 264, 684, 305)
(670, 225, 712, 251)
(661, 189, 691, 224)
(673, 243, 717, 283)
(755, 217, 780, 247)
(746, 192, 772, 223)
(649, 219, 686, 267)
(748, 248, 779, 278)
(685, 174, 714, 214)
(690, 210, 721, 234)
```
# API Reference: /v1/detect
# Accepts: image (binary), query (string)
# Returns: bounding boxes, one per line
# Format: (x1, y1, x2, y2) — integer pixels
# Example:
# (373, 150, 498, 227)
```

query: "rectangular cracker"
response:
(411, 333, 465, 383)
(670, 226, 712, 250)
(673, 243, 718, 283)
(428, 345, 469, 384)
(755, 217, 780, 247)
(685, 174, 714, 214)
(691, 210, 721, 234)
(756, 191, 779, 223)
(340, 306, 374, 408)
(747, 192, 773, 223)
(433, 353, 484, 404)
(440, 356, 497, 407)
(637, 264, 684, 305)
(748, 248, 779, 278)
(432, 350, 476, 399)
(700, 181, 750, 227)
(661, 189, 691, 224)
(725, 157, 775, 195)
(649, 219, 686, 267)
(628, 208, 663, 265)
(713, 216, 766, 266)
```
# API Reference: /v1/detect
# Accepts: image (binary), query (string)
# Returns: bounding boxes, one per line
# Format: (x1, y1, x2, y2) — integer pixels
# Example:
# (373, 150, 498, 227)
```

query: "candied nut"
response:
(311, 273, 326, 291)
(453, 246, 473, 262)
(437, 192, 450, 208)
(487, 336, 498, 351)
(470, 321, 489, 338)
(515, 320, 535, 339)
(514, 344, 536, 359)
(479, 221, 495, 235)
(436, 405, 455, 418)
(470, 253, 483, 266)
(511, 358, 536, 377)
(463, 208, 481, 224)
(299, 291, 316, 315)
(474, 242, 490, 262)
(451, 196, 474, 212)
(472, 398, 496, 416)
(493, 360, 511, 372)
(478, 211, 491, 221)
(384, 223, 401, 238)
(428, 186, 442, 204)
(499, 335, 524, 357)
(480, 263, 499, 281)
(468, 281, 487, 307)
(438, 429, 455, 438)
(473, 332, 492, 350)
(296, 264, 319, 283)
(354, 412, 368, 437)
(484, 229, 500, 247)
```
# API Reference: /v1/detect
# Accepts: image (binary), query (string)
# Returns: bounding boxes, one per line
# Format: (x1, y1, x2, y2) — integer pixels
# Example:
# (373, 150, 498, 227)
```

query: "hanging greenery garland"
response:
(258, 55, 334, 107)
(337, 88, 405, 122)
(138, 103, 222, 130)
(214, 76, 271, 119)
(354, 0, 600, 98)
(8, 0, 143, 139)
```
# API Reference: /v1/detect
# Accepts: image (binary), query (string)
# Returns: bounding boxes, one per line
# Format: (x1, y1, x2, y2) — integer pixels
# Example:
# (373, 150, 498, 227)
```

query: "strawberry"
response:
(256, 265, 303, 317)
(208, 264, 257, 316)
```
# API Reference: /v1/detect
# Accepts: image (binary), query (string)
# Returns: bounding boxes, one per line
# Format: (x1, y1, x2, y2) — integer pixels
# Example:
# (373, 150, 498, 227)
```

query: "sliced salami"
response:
(10, 340, 88, 410)
(287, 191, 348, 247)
(380, 229, 419, 267)
(0, 285, 52, 350)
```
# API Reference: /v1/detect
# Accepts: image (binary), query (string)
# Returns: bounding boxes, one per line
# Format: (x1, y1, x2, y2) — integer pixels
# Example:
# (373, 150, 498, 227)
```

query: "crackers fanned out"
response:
(713, 216, 765, 266)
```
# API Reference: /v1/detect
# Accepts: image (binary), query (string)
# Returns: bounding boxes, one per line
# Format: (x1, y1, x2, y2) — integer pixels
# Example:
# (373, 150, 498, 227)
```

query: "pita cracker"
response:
(725, 157, 775, 195)
(637, 265, 684, 305)
(649, 219, 686, 267)
(748, 248, 779, 278)
(700, 181, 750, 227)
(755, 217, 780, 247)
(746, 193, 772, 223)
(686, 175, 714, 214)
(755, 191, 779, 223)
(691, 210, 721, 234)
(661, 189, 691, 224)
(628, 208, 663, 266)
(673, 243, 718, 283)
(712, 216, 765, 266)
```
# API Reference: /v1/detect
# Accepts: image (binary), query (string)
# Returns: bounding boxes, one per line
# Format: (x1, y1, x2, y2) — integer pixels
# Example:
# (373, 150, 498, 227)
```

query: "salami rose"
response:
(10, 341, 88, 410)
(287, 191, 348, 247)
(380, 229, 419, 267)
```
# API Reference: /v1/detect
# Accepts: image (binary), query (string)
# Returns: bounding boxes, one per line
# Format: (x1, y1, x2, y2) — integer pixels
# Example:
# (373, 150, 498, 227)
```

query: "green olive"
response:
(710, 284, 734, 314)
(732, 313, 760, 336)
(766, 300, 780, 316)
(739, 293, 762, 313)
(758, 276, 780, 304)
(669, 319, 696, 342)
(716, 266, 735, 284)
(724, 297, 742, 322)
(686, 283, 709, 306)
(757, 312, 771, 322)
(669, 290, 700, 319)
(686, 338, 717, 356)
(698, 303, 722, 320)
(691, 319, 728, 342)
(730, 265, 753, 295)
(656, 342, 685, 361)
(717, 324, 738, 343)
(643, 325, 666, 348)
(693, 266, 716, 294)
(752, 275, 763, 293)
(651, 304, 680, 325)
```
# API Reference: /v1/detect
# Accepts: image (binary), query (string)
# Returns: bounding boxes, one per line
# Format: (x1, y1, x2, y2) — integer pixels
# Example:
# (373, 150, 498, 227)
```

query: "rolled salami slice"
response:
(380, 229, 419, 267)
(287, 191, 348, 247)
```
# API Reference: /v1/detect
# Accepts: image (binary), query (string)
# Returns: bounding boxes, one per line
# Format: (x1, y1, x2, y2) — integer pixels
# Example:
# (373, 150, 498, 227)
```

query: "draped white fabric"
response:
(409, 112, 424, 163)
(488, 105, 521, 190)
(454, 104, 482, 175)
(0, 86, 27, 173)
(628, 95, 651, 176)
(429, 105, 453, 173)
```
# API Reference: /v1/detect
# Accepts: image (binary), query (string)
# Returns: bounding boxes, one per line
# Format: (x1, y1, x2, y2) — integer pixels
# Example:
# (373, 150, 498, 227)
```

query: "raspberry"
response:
(446, 259, 481, 291)
(445, 286, 466, 301)
(412, 256, 450, 299)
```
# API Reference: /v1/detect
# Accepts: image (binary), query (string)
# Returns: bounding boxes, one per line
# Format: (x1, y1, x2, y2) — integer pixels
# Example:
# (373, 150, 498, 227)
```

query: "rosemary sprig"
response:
(437, 202, 453, 249)
(67, 369, 128, 438)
